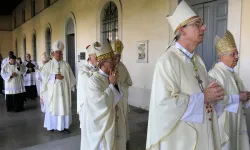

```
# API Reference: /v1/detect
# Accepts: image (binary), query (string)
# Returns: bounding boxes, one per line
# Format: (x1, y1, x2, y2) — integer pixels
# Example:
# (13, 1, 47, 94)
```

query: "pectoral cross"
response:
(58, 63, 61, 74)
(195, 74, 204, 92)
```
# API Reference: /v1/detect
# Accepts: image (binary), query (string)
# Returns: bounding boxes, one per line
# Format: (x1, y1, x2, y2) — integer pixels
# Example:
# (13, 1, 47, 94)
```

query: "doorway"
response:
(66, 19, 76, 76)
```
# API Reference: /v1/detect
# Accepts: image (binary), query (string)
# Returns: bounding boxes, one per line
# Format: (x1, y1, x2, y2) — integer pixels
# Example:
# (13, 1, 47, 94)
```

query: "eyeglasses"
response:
(221, 52, 240, 58)
(229, 52, 240, 57)
(184, 21, 206, 29)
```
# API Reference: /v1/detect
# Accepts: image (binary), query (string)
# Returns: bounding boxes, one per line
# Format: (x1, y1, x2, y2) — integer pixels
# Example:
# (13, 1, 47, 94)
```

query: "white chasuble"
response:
(116, 61, 132, 142)
(41, 58, 76, 116)
(23, 60, 38, 86)
(209, 63, 250, 150)
(1, 63, 26, 94)
(77, 63, 97, 115)
(77, 63, 98, 150)
(36, 65, 46, 112)
(146, 46, 221, 150)
(81, 71, 121, 150)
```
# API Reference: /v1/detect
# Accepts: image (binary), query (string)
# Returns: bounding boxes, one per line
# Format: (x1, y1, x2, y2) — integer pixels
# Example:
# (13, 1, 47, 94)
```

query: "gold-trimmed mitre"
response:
(215, 30, 237, 56)
(167, 0, 200, 34)
(111, 39, 124, 54)
(86, 42, 101, 56)
(95, 42, 114, 62)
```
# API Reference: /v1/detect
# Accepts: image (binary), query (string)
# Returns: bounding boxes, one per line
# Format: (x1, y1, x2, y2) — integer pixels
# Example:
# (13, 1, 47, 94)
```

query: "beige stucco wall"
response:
(239, 0, 250, 89)
(0, 31, 13, 57)
(0, 16, 12, 30)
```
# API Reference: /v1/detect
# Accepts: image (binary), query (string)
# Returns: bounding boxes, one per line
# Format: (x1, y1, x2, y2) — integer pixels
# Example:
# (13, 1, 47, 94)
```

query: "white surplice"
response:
(23, 60, 38, 86)
(41, 58, 76, 131)
(1, 57, 9, 68)
(209, 62, 250, 150)
(81, 70, 122, 150)
(146, 43, 221, 150)
(1, 63, 26, 94)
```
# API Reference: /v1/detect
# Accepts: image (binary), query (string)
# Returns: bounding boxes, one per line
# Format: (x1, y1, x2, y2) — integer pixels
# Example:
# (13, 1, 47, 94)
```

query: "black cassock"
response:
(6, 93, 25, 112)
(25, 61, 37, 100)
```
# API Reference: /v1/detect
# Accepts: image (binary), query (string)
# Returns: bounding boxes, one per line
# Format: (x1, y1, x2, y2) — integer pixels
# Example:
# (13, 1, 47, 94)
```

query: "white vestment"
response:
(36, 65, 46, 112)
(77, 63, 97, 150)
(146, 45, 221, 150)
(1, 57, 9, 68)
(81, 70, 122, 150)
(23, 60, 38, 86)
(209, 62, 250, 150)
(77, 63, 97, 114)
(41, 58, 76, 131)
(115, 61, 132, 147)
(1, 63, 26, 94)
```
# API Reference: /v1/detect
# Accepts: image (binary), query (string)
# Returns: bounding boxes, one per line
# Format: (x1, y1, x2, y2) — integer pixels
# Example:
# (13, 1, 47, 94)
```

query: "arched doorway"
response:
(65, 18, 76, 76)
(23, 36, 26, 61)
(45, 27, 52, 55)
(32, 32, 37, 61)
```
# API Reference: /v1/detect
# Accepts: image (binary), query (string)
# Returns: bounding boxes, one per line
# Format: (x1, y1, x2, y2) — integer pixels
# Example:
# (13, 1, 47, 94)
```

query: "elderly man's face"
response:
(100, 59, 115, 75)
(26, 54, 31, 61)
(9, 59, 16, 65)
(220, 49, 239, 68)
(181, 19, 206, 44)
(89, 54, 98, 67)
(54, 50, 63, 61)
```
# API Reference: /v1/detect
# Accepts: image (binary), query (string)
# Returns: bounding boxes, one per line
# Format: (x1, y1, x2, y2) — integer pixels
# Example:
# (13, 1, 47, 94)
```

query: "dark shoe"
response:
(49, 129, 54, 132)
(61, 129, 70, 134)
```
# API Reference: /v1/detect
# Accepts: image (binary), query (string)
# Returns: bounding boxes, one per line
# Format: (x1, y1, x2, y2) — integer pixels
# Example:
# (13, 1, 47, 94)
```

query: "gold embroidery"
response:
(112, 40, 124, 54)
(174, 16, 200, 34)
(97, 52, 114, 61)
(215, 30, 237, 56)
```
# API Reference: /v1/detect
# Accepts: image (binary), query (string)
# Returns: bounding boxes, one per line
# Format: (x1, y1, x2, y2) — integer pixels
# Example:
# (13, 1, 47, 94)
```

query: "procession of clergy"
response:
(1, 0, 250, 149)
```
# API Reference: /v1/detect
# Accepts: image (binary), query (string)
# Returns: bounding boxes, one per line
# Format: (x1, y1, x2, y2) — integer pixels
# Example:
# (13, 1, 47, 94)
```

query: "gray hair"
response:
(175, 31, 181, 41)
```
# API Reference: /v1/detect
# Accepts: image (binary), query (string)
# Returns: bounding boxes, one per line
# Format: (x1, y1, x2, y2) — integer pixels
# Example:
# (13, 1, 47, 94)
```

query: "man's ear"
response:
(178, 27, 185, 36)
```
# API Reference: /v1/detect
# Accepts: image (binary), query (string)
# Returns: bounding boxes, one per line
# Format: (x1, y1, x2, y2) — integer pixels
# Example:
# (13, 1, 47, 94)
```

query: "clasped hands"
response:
(11, 72, 18, 78)
(204, 81, 224, 103)
(204, 81, 250, 103)
(55, 74, 64, 80)
(108, 70, 118, 85)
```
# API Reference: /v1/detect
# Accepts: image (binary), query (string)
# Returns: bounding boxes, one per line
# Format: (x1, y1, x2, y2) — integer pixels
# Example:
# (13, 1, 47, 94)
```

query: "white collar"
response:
(99, 69, 109, 78)
(175, 42, 194, 59)
(219, 62, 234, 73)
(89, 62, 96, 69)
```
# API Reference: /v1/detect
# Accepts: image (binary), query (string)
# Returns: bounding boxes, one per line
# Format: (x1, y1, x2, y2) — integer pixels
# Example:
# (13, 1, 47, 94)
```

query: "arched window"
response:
(22, 9, 25, 23)
(45, 27, 51, 55)
(101, 2, 118, 43)
(15, 39, 18, 57)
(32, 33, 37, 61)
(44, 0, 50, 8)
(31, 0, 36, 17)
(23, 37, 26, 60)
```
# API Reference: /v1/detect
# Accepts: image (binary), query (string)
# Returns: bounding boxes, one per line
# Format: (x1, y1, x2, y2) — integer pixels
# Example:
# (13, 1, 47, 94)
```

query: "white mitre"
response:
(95, 42, 114, 62)
(41, 52, 50, 61)
(167, 0, 200, 34)
(51, 40, 65, 52)
(86, 42, 101, 56)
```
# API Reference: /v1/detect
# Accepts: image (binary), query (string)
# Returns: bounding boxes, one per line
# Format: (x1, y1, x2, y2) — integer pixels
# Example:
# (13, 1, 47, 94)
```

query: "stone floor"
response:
(0, 94, 148, 150)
